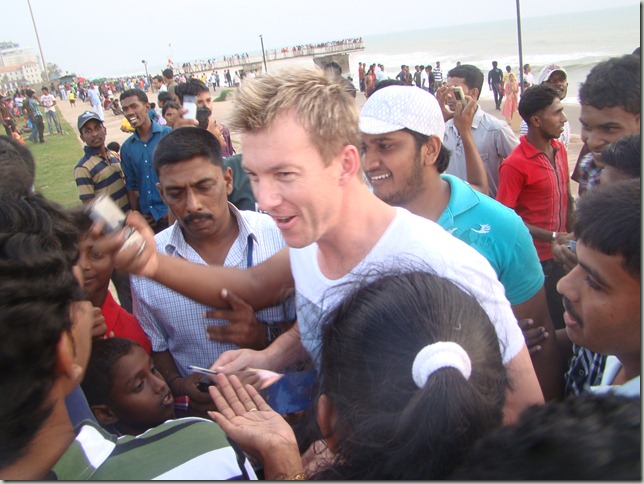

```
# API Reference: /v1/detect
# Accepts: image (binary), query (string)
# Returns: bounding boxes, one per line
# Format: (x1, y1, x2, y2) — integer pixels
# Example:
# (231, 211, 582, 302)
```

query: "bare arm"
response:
(502, 344, 545, 425)
(212, 322, 309, 373)
(512, 287, 564, 401)
(102, 211, 294, 310)
(153, 247, 294, 310)
(126, 189, 139, 213)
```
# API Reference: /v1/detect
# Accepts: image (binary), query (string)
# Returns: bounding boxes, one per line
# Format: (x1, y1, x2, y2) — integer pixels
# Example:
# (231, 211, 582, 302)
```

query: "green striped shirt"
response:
(52, 418, 256, 480)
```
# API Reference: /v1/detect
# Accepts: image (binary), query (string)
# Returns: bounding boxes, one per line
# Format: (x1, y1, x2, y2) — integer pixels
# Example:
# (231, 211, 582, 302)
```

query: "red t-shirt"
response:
(101, 291, 152, 354)
(496, 135, 569, 261)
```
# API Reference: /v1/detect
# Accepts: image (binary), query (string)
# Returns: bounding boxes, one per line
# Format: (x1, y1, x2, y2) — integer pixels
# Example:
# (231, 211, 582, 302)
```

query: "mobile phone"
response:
(182, 94, 197, 120)
(86, 194, 145, 251)
(188, 364, 218, 376)
(452, 86, 468, 108)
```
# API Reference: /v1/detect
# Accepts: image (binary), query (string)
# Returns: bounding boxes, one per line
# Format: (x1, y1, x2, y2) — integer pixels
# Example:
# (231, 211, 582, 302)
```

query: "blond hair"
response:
(228, 67, 361, 163)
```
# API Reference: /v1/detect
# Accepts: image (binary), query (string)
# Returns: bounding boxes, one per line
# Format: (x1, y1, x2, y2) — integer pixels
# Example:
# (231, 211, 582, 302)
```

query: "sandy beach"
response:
(54, 69, 583, 196)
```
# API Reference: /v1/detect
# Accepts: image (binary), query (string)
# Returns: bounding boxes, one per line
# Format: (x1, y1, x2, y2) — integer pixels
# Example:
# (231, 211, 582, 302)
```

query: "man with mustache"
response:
(130, 127, 295, 416)
(556, 179, 640, 396)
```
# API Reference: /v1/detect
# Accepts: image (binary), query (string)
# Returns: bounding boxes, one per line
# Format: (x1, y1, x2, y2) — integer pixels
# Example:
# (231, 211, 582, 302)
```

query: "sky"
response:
(2, 0, 641, 79)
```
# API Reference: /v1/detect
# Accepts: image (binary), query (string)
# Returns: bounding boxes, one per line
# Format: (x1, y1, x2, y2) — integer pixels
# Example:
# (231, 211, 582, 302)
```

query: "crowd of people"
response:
(0, 45, 640, 479)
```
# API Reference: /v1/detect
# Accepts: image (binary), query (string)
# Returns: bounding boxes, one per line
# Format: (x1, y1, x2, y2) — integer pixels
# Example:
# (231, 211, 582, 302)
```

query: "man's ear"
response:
(316, 394, 338, 452)
(223, 166, 234, 196)
(90, 404, 119, 426)
(421, 136, 442, 167)
(338, 144, 362, 185)
(55, 331, 84, 395)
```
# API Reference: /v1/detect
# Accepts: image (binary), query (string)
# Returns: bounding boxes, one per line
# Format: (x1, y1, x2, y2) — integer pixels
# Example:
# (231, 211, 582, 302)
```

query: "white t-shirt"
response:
(290, 207, 523, 367)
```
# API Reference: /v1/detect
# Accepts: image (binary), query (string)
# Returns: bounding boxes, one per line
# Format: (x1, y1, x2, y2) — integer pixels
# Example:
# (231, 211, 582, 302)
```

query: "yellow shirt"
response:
(121, 117, 135, 132)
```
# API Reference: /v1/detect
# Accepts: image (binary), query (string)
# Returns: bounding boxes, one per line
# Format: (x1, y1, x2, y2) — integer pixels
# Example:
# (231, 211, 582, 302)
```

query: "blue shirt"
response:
(436, 174, 544, 305)
(120, 121, 171, 221)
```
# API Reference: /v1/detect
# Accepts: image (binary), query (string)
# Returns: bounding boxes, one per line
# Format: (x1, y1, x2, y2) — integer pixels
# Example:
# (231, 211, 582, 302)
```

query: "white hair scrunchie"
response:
(411, 341, 472, 388)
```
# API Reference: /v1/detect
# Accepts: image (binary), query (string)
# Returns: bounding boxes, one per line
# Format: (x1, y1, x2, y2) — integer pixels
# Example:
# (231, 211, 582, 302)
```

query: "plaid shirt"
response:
(131, 204, 295, 377)
(577, 152, 603, 196)
(564, 344, 607, 395)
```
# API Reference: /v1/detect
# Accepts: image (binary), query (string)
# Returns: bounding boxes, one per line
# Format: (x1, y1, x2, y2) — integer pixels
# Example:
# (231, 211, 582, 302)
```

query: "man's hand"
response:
(552, 232, 577, 273)
(205, 288, 268, 349)
(452, 93, 477, 135)
(90, 211, 158, 278)
(90, 306, 108, 339)
(208, 374, 302, 480)
(211, 348, 270, 375)
(518, 318, 549, 355)
(435, 85, 454, 122)
(171, 372, 215, 411)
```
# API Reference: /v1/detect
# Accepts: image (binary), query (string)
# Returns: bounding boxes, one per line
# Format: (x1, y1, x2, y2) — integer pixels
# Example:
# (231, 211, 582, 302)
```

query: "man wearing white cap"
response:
(519, 65, 571, 148)
(97, 68, 544, 424)
(360, 84, 562, 400)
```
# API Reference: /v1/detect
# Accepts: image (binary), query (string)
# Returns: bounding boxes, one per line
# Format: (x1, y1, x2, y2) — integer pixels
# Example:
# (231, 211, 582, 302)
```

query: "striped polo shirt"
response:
(74, 146, 131, 212)
(52, 418, 257, 479)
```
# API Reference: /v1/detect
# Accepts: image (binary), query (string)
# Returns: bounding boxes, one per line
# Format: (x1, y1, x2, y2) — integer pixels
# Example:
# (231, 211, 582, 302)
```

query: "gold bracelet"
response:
(276, 472, 306, 480)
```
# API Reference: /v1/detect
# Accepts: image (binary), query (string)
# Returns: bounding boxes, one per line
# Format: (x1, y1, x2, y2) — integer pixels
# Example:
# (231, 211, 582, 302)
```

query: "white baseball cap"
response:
(359, 85, 445, 140)
(538, 65, 568, 85)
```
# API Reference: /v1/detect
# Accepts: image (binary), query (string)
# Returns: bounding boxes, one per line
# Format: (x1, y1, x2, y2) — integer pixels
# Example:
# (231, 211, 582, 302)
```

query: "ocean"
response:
(352, 5, 640, 104)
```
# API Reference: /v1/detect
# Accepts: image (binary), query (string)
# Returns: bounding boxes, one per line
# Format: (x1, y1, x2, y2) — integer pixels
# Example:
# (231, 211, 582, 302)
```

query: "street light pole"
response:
(142, 60, 150, 91)
(27, 0, 49, 82)
(259, 35, 268, 74)
(516, 0, 525, 96)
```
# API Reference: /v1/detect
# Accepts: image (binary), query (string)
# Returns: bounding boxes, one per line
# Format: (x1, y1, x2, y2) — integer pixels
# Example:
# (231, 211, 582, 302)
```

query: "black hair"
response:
(573, 178, 640, 277)
(157, 91, 172, 105)
(0, 194, 84, 468)
(150, 102, 156, 110)
(313, 270, 508, 480)
(174, 78, 209, 104)
(578, 54, 640, 114)
(106, 141, 120, 153)
(81, 338, 140, 407)
(492, 61, 498, 67)
(370, 78, 406, 93)
(119, 88, 148, 104)
(600, 134, 640, 179)
(0, 135, 36, 195)
(518, 84, 560, 123)
(161, 100, 180, 117)
(153, 126, 223, 175)
(162, 68, 174, 79)
(447, 64, 484, 99)
(153, 75, 163, 83)
(402, 128, 451, 173)
(452, 393, 641, 479)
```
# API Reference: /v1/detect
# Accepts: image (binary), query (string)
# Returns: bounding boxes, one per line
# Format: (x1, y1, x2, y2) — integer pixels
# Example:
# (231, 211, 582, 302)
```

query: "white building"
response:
(0, 43, 43, 90)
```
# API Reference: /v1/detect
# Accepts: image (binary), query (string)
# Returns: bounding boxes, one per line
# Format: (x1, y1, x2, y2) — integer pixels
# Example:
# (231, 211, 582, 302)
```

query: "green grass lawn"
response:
(26, 110, 84, 208)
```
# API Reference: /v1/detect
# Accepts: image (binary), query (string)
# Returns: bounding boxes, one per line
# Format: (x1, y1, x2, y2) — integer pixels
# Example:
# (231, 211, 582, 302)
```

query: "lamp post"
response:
(259, 35, 268, 74)
(27, 0, 49, 82)
(141, 59, 150, 91)
(515, 0, 525, 96)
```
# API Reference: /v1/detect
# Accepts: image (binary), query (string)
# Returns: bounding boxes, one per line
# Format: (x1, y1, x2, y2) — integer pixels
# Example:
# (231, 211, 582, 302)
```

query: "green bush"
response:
(214, 90, 231, 102)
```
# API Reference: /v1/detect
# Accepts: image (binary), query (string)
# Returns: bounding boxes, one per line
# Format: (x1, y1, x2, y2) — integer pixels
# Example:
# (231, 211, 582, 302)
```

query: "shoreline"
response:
(54, 70, 582, 196)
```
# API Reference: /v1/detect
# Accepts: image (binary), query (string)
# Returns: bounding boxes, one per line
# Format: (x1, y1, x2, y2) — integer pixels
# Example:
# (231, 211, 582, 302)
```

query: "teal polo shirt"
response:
(436, 174, 544, 305)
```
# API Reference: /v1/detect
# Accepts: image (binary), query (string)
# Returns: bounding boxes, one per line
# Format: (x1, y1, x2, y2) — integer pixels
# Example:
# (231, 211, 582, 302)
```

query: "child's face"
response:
(107, 345, 175, 434)
(77, 235, 113, 299)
